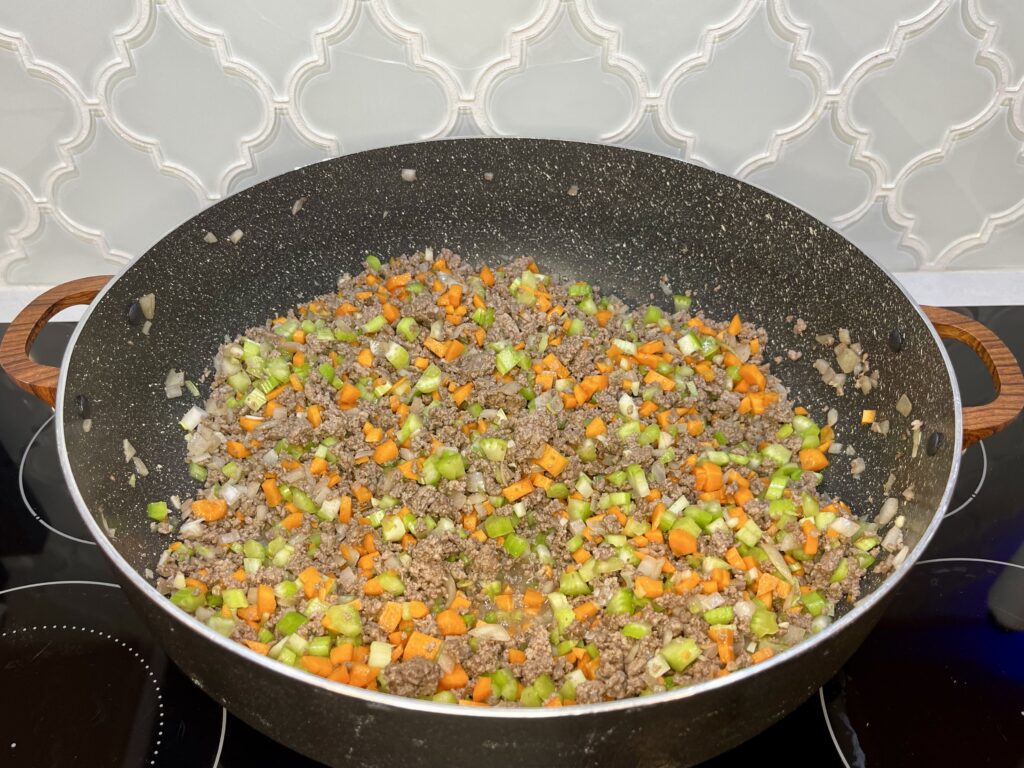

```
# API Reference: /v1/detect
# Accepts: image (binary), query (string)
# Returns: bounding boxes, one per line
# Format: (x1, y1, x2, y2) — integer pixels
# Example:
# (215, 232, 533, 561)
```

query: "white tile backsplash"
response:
(0, 0, 1022, 295)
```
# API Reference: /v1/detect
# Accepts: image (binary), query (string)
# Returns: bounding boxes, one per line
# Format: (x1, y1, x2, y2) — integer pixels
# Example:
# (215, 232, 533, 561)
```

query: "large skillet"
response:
(2, 139, 1022, 767)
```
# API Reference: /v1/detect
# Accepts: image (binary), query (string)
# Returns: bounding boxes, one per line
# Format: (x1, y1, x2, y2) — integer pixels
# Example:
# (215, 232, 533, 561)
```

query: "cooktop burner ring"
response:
(944, 439, 987, 519)
(19, 414, 95, 546)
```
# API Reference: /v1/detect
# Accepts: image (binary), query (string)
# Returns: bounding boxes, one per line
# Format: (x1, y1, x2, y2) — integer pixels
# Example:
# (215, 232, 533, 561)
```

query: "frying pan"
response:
(2, 139, 1022, 767)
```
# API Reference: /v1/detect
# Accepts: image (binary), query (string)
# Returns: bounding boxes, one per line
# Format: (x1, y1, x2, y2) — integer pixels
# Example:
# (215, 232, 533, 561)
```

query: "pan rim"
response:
(54, 137, 963, 720)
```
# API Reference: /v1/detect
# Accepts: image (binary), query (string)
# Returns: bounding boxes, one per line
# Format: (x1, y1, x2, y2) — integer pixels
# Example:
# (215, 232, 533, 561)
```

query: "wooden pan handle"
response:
(923, 306, 1024, 448)
(0, 275, 112, 406)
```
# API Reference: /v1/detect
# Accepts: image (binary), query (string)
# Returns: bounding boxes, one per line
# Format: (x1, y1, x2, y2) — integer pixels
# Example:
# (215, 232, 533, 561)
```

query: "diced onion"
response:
(123, 439, 136, 462)
(469, 624, 510, 642)
(180, 406, 207, 431)
(895, 394, 912, 417)
(132, 456, 149, 477)
(829, 517, 860, 537)
(138, 293, 156, 320)
(228, 229, 244, 243)
(401, 168, 417, 182)
(637, 557, 664, 579)
(179, 519, 205, 538)
(875, 497, 899, 526)
(221, 484, 241, 506)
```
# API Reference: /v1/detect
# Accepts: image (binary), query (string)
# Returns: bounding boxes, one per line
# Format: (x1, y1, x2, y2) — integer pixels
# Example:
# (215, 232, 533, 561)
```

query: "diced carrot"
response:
(352, 484, 372, 505)
(438, 663, 469, 692)
(378, 601, 403, 633)
(480, 265, 495, 286)
(523, 589, 545, 609)
(281, 511, 303, 530)
(725, 547, 746, 570)
(436, 609, 467, 636)
(502, 477, 534, 502)
(403, 600, 428, 620)
(352, 645, 370, 663)
(687, 419, 705, 437)
(403, 631, 443, 660)
(694, 462, 723, 492)
(508, 648, 527, 665)
(734, 487, 753, 507)
(357, 348, 374, 368)
(799, 448, 829, 471)
(348, 663, 378, 688)
(535, 444, 568, 477)
(668, 528, 698, 556)
(191, 498, 227, 522)
(472, 675, 492, 703)
(256, 584, 277, 616)
(310, 457, 329, 476)
(239, 416, 263, 432)
(572, 548, 591, 564)
(373, 439, 398, 465)
(301, 655, 334, 677)
(445, 339, 466, 362)
(585, 417, 606, 438)
(751, 648, 775, 664)
(243, 640, 270, 655)
(330, 643, 354, 665)
(573, 601, 599, 622)
(495, 593, 514, 612)
(595, 309, 613, 328)
(226, 440, 250, 459)
(261, 478, 282, 506)
(339, 495, 353, 523)
(452, 382, 473, 407)
(381, 302, 400, 324)
(727, 313, 742, 336)
(634, 575, 664, 598)
(306, 404, 322, 428)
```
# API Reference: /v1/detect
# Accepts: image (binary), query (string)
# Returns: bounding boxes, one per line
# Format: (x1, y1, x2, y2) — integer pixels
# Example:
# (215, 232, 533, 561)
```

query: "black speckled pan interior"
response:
(55, 138, 959, 766)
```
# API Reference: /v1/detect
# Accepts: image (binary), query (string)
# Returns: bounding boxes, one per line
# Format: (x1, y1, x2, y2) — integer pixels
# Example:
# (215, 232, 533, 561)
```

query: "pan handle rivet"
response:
(127, 300, 145, 326)
(926, 431, 944, 456)
(888, 329, 905, 352)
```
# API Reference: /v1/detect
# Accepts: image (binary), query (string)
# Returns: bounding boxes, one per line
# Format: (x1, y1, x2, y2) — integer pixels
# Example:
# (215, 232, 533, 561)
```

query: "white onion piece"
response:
(203, 231, 218, 243)
(827, 408, 838, 427)
(165, 385, 183, 399)
(881, 526, 903, 552)
(180, 406, 207, 431)
(138, 293, 156, 320)
(82, 418, 92, 433)
(875, 497, 899, 526)
(262, 449, 279, 467)
(761, 541, 794, 583)
(777, 532, 799, 552)
(132, 456, 149, 477)
(469, 624, 510, 642)
(829, 517, 860, 538)
(466, 472, 486, 494)
(165, 368, 185, 387)
(637, 557, 665, 579)
(646, 654, 670, 678)
(733, 600, 756, 622)
(228, 229, 244, 243)
(336, 567, 357, 589)
(810, 615, 832, 634)
(696, 592, 726, 611)
(123, 439, 136, 462)
(895, 394, 912, 417)
(221, 484, 241, 506)
(401, 168, 417, 182)
(569, 519, 586, 536)
(291, 197, 307, 215)
(850, 457, 866, 476)
(892, 545, 910, 568)
(179, 519, 205, 538)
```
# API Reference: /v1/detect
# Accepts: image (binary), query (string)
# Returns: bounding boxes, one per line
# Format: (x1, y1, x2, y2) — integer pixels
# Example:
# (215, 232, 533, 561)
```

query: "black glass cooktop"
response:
(1, 310, 1022, 767)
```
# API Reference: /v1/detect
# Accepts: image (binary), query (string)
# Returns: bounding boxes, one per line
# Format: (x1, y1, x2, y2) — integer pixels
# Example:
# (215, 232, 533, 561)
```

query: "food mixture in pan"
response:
(152, 249, 888, 706)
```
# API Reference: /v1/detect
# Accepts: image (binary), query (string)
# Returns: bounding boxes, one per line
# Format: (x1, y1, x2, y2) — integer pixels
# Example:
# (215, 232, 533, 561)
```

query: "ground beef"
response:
(155, 249, 887, 709)
(382, 657, 441, 698)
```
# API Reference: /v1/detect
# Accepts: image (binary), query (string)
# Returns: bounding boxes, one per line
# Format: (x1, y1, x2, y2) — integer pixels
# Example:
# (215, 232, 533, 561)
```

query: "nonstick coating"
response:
(56, 139, 959, 767)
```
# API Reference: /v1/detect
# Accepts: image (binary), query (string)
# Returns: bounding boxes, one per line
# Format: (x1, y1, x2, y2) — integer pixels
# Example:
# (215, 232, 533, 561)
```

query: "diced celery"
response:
(362, 314, 386, 334)
(207, 615, 236, 637)
(703, 606, 734, 625)
(567, 499, 592, 520)
(471, 307, 495, 328)
(307, 635, 332, 657)
(477, 437, 507, 462)
(483, 515, 515, 538)
(503, 534, 529, 558)
(385, 342, 409, 371)
(414, 364, 442, 394)
(622, 622, 650, 639)
(378, 572, 405, 596)
(188, 462, 208, 482)
(605, 588, 634, 615)
(830, 558, 849, 584)
(147, 501, 168, 521)
(558, 571, 591, 597)
(170, 588, 204, 613)
(751, 608, 779, 637)
(396, 317, 419, 342)
(368, 641, 393, 668)
(736, 519, 763, 547)
(276, 611, 308, 635)
(661, 638, 700, 672)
